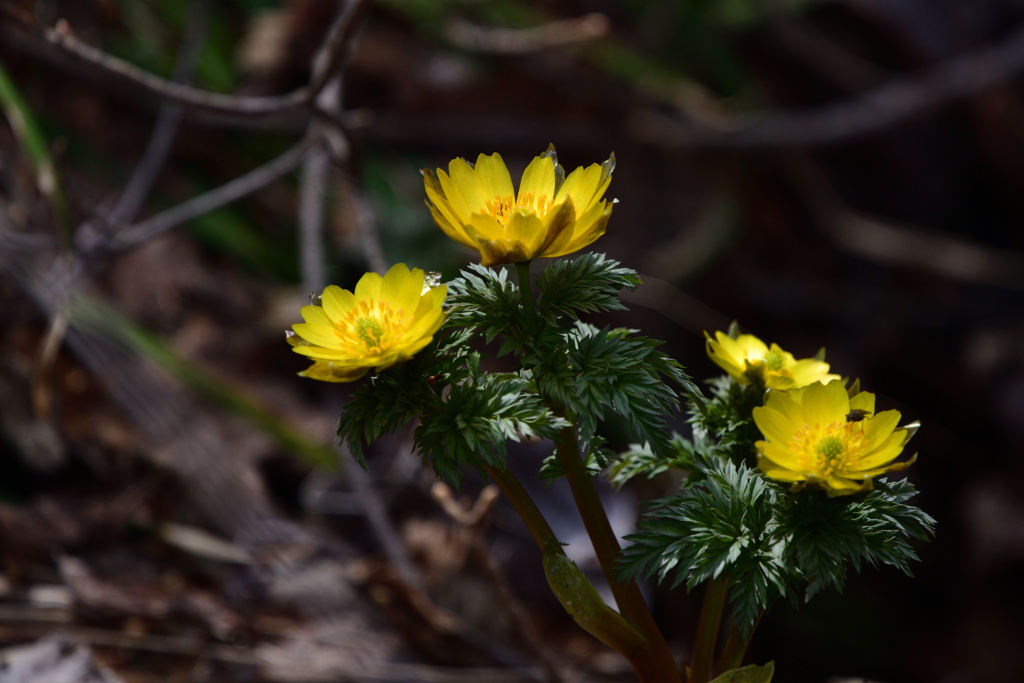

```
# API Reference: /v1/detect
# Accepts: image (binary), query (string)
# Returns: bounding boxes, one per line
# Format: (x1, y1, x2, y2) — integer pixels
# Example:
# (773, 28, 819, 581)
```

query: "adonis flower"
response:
(753, 380, 919, 496)
(705, 330, 839, 391)
(422, 145, 615, 267)
(289, 264, 446, 382)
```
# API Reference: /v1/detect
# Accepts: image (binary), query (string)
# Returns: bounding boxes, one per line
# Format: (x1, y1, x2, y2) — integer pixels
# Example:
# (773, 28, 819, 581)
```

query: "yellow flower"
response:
(753, 380, 919, 496)
(705, 330, 840, 391)
(289, 264, 447, 382)
(422, 145, 615, 267)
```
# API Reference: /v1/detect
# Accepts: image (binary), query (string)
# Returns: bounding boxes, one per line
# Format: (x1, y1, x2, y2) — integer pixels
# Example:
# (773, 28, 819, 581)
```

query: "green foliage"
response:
(336, 341, 446, 468)
(536, 253, 641, 320)
(606, 435, 696, 489)
(445, 264, 529, 356)
(774, 478, 936, 600)
(538, 436, 614, 488)
(416, 356, 569, 484)
(618, 457, 793, 636)
(690, 375, 763, 466)
(526, 324, 703, 461)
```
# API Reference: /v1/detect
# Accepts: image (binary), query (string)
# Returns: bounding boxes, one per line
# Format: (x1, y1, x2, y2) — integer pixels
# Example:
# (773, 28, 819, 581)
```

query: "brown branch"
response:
(0, 0, 372, 126)
(628, 21, 1024, 149)
(91, 135, 319, 253)
(784, 154, 1024, 289)
(308, 0, 374, 100)
(106, 0, 210, 226)
(445, 13, 610, 54)
(0, 5, 308, 119)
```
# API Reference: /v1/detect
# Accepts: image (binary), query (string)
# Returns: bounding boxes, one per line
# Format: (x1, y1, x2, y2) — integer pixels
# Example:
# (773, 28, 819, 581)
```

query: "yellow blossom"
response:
(422, 145, 615, 267)
(753, 380, 919, 496)
(705, 330, 839, 391)
(289, 264, 446, 382)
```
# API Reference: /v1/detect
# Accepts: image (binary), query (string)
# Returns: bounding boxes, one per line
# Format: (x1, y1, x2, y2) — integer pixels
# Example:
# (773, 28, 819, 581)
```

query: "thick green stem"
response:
(512, 260, 679, 682)
(483, 465, 647, 663)
(552, 424, 682, 683)
(515, 261, 539, 334)
(483, 465, 557, 549)
(715, 611, 762, 675)
(690, 576, 730, 683)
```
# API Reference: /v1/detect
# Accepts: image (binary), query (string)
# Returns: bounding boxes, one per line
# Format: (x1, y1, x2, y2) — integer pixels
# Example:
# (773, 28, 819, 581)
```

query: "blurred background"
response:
(1, 0, 1023, 681)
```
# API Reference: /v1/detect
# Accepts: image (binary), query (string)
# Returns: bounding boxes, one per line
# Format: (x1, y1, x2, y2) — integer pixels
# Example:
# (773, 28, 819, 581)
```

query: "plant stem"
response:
(690, 575, 730, 683)
(483, 465, 649, 664)
(551, 423, 682, 683)
(715, 611, 762, 675)
(483, 464, 557, 549)
(515, 260, 539, 334)
(514, 259, 678, 682)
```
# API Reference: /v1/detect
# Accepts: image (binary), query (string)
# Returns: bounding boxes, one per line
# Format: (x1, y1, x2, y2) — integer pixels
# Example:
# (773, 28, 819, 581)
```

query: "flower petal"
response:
(380, 264, 423, 314)
(448, 157, 489, 214)
(753, 406, 800, 446)
(788, 358, 841, 388)
(506, 208, 548, 254)
(757, 440, 803, 470)
(518, 155, 556, 204)
(354, 271, 382, 301)
(849, 390, 876, 416)
(543, 198, 609, 257)
(298, 361, 368, 383)
(435, 168, 473, 223)
(863, 409, 901, 449)
(321, 285, 356, 322)
(474, 153, 514, 201)
(800, 380, 850, 427)
(556, 163, 602, 213)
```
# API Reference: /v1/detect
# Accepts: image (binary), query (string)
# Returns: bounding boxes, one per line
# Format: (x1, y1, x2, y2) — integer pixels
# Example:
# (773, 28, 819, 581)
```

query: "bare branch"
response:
(95, 136, 319, 253)
(107, 0, 210, 225)
(445, 13, 610, 54)
(628, 22, 1024, 149)
(307, 0, 374, 101)
(785, 154, 1024, 290)
(0, 6, 309, 119)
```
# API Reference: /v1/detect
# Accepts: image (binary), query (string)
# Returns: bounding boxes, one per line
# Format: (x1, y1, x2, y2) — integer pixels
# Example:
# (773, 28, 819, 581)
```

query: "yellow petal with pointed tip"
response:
(289, 264, 447, 383)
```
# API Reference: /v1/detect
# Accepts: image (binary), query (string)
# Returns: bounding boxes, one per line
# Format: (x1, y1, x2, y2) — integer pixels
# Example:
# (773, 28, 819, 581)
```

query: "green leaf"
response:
(617, 457, 792, 637)
(527, 325, 702, 459)
(536, 253, 641, 320)
(774, 478, 936, 601)
(336, 345, 446, 468)
(444, 264, 528, 354)
(414, 365, 570, 485)
(689, 376, 762, 465)
(538, 435, 613, 487)
(606, 435, 696, 489)
(709, 662, 774, 683)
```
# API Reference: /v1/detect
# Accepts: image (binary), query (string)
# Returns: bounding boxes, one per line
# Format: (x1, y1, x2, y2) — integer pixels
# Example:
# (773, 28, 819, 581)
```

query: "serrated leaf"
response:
(536, 253, 641, 320)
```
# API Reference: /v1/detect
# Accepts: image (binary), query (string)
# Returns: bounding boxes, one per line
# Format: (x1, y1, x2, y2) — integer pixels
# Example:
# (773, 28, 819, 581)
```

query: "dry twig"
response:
(629, 21, 1024, 148)
(445, 13, 610, 54)
(432, 482, 565, 683)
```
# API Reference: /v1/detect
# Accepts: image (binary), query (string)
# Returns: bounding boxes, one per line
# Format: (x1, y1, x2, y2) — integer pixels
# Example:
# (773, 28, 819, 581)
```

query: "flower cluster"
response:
(289, 145, 615, 380)
(706, 328, 918, 497)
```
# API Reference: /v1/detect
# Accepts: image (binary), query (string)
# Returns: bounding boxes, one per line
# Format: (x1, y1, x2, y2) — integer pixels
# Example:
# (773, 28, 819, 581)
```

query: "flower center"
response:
(763, 348, 784, 371)
(789, 421, 867, 477)
(486, 192, 552, 228)
(355, 317, 385, 348)
(334, 300, 409, 354)
(816, 435, 845, 461)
